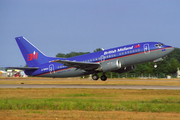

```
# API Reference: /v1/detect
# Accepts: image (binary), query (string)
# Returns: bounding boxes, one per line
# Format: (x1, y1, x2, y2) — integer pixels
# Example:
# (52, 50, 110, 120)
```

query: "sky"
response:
(0, 0, 180, 67)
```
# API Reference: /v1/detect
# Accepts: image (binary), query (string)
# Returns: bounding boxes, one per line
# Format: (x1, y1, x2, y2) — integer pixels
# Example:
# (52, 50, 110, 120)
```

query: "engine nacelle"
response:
(99, 60, 121, 72)
(113, 65, 135, 73)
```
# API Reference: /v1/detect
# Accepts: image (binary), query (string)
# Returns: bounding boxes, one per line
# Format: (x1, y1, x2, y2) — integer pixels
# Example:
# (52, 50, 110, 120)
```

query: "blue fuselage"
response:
(25, 42, 174, 77)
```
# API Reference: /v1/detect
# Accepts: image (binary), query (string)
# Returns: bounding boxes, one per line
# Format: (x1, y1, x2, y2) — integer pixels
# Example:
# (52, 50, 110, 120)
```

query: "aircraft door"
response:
(144, 44, 150, 54)
(100, 55, 105, 62)
(49, 64, 55, 74)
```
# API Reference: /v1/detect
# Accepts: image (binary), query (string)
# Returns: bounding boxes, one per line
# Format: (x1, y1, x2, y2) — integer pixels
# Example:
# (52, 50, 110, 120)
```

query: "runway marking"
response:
(0, 84, 180, 90)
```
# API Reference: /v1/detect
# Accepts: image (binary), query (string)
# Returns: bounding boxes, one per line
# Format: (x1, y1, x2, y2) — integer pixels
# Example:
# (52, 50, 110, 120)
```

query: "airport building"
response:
(0, 67, 26, 77)
(177, 68, 180, 78)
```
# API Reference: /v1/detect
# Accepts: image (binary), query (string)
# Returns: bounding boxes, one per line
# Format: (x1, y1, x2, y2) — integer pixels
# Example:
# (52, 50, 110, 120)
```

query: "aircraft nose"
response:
(170, 46, 174, 52)
(167, 46, 174, 54)
(165, 45, 174, 54)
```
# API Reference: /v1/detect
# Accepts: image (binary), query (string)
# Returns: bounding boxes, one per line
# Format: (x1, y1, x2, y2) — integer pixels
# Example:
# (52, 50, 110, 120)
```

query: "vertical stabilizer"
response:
(15, 36, 49, 67)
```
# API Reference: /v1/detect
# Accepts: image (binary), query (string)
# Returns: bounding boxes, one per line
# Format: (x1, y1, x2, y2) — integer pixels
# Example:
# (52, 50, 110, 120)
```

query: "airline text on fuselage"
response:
(104, 46, 134, 55)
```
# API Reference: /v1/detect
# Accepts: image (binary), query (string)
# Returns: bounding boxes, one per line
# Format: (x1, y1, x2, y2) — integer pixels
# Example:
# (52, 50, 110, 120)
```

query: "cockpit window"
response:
(155, 44, 159, 47)
(155, 43, 164, 48)
(160, 43, 164, 46)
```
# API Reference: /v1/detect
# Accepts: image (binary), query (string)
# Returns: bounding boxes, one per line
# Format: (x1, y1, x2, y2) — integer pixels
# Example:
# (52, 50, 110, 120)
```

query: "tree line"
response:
(56, 48, 180, 78)
(56, 48, 102, 58)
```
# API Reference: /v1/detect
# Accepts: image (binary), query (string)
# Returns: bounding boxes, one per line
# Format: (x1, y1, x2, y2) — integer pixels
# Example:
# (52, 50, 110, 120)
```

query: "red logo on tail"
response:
(27, 51, 38, 61)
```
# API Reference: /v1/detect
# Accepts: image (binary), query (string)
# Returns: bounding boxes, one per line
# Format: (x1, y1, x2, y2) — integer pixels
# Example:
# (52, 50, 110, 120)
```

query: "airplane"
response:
(7, 36, 174, 81)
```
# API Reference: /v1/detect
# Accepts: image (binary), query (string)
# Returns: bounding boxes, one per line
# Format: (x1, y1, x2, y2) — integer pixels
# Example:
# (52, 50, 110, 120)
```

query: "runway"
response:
(0, 84, 180, 90)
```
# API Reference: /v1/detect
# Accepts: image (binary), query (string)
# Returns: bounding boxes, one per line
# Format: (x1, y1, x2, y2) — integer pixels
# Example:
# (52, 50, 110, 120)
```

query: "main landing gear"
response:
(92, 74, 99, 80)
(92, 74, 107, 81)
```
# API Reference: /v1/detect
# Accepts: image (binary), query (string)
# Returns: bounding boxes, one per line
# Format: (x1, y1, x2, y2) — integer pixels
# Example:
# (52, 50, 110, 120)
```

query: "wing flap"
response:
(50, 60, 100, 71)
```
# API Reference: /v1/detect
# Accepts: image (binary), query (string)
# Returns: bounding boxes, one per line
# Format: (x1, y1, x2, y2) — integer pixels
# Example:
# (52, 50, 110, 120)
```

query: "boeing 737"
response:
(8, 36, 174, 81)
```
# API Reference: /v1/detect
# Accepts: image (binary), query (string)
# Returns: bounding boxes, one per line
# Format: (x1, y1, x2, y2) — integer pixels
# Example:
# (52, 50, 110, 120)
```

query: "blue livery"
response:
(8, 36, 174, 81)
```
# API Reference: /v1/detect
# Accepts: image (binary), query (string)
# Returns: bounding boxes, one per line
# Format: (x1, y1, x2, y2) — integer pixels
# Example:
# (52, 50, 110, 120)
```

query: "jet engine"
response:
(99, 60, 121, 72)
(113, 65, 135, 74)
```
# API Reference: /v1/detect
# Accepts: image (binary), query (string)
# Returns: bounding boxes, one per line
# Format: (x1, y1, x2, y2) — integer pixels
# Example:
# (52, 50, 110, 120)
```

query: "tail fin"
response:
(15, 36, 49, 67)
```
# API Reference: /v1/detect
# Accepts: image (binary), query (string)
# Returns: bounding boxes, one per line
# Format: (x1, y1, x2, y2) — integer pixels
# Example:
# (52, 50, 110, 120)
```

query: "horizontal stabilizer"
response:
(7, 67, 39, 70)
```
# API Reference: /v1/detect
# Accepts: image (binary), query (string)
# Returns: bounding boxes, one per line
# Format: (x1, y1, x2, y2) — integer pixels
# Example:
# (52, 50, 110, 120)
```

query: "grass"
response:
(1, 98, 180, 112)
(0, 88, 180, 113)
(1, 110, 180, 120)
(1, 77, 180, 119)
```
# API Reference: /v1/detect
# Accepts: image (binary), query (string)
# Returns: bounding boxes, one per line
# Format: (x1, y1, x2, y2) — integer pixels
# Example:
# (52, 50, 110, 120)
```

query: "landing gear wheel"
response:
(92, 74, 99, 80)
(154, 64, 157, 68)
(101, 75, 107, 81)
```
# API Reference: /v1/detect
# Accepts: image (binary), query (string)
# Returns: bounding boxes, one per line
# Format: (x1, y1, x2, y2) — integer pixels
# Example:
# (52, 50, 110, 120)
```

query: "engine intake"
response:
(100, 60, 121, 72)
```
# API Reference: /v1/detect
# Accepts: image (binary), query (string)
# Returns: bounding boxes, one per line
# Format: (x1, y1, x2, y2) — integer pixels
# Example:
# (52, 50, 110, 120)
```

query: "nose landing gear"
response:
(153, 58, 163, 68)
(154, 63, 157, 68)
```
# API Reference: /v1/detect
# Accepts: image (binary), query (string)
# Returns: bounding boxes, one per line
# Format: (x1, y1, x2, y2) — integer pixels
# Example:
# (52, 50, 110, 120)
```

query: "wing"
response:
(50, 60, 100, 71)
(7, 67, 39, 70)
